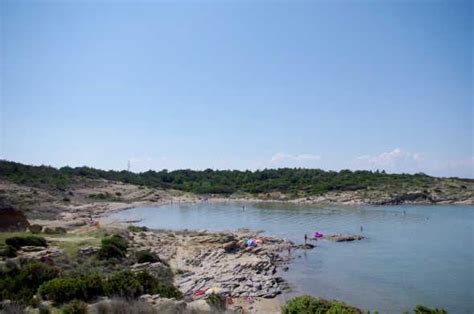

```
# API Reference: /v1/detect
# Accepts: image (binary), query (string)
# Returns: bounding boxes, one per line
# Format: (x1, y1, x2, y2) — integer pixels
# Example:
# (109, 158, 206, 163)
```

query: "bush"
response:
(281, 295, 361, 314)
(102, 270, 181, 300)
(128, 225, 148, 232)
(38, 274, 104, 304)
(0, 261, 59, 305)
(29, 224, 43, 234)
(0, 245, 17, 257)
(135, 270, 182, 299)
(414, 305, 447, 314)
(103, 271, 142, 299)
(82, 273, 104, 300)
(38, 303, 51, 314)
(44, 227, 67, 235)
(39, 278, 87, 304)
(98, 235, 128, 260)
(136, 250, 160, 264)
(61, 300, 88, 314)
(206, 293, 226, 311)
(62, 197, 71, 202)
(5, 236, 48, 249)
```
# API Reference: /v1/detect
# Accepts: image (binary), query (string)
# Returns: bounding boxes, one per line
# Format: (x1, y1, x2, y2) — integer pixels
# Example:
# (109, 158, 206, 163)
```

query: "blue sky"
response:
(1, 0, 472, 177)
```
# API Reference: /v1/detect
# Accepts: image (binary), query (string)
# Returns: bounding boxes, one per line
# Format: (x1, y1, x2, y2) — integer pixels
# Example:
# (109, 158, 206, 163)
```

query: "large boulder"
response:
(0, 202, 30, 232)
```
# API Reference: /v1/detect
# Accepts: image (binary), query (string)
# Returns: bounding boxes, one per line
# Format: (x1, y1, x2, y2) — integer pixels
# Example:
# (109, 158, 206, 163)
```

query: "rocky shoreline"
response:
(127, 228, 296, 301)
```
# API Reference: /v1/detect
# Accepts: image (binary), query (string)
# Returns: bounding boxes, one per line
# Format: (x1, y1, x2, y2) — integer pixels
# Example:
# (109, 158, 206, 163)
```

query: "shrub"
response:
(414, 305, 447, 314)
(5, 236, 47, 249)
(103, 270, 142, 299)
(135, 271, 182, 299)
(115, 192, 122, 196)
(206, 293, 226, 311)
(128, 225, 148, 232)
(39, 278, 87, 304)
(38, 274, 104, 304)
(44, 227, 67, 235)
(29, 224, 43, 234)
(38, 303, 51, 314)
(0, 261, 59, 305)
(61, 300, 88, 314)
(98, 235, 128, 260)
(62, 197, 71, 202)
(136, 250, 160, 264)
(281, 295, 361, 314)
(82, 273, 104, 300)
(0, 245, 17, 257)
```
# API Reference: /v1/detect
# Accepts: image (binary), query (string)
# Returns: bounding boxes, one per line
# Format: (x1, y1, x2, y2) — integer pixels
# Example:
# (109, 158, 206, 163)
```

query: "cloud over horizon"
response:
(268, 153, 321, 168)
(353, 148, 473, 178)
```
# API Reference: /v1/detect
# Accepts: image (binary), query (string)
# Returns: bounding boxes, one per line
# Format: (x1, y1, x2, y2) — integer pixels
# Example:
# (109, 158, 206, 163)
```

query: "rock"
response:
(223, 241, 239, 252)
(67, 219, 87, 227)
(327, 234, 364, 242)
(17, 247, 64, 260)
(0, 201, 29, 232)
(293, 243, 315, 249)
(187, 300, 213, 312)
(79, 246, 100, 256)
(20, 246, 46, 252)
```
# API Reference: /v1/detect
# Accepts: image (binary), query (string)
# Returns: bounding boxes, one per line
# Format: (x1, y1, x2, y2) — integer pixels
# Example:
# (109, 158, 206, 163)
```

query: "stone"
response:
(0, 202, 29, 232)
(79, 246, 100, 256)
(223, 241, 239, 252)
(327, 234, 364, 242)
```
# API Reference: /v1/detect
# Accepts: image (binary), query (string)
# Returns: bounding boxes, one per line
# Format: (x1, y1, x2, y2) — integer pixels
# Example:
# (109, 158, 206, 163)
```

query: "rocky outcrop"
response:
(16, 246, 64, 259)
(79, 246, 100, 256)
(128, 229, 291, 301)
(0, 202, 29, 232)
(326, 234, 364, 242)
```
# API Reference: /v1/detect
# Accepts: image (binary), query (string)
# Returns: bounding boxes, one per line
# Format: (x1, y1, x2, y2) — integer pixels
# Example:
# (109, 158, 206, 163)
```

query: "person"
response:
(304, 234, 308, 244)
(287, 244, 292, 256)
(360, 225, 363, 232)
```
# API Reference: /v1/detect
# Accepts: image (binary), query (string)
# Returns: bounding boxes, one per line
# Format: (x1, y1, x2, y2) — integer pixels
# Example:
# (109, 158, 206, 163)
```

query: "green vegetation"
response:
(281, 295, 362, 314)
(281, 296, 449, 314)
(29, 224, 43, 234)
(5, 235, 47, 249)
(44, 227, 67, 235)
(128, 225, 149, 232)
(206, 293, 226, 311)
(2, 160, 471, 197)
(98, 234, 128, 260)
(0, 260, 60, 304)
(39, 277, 90, 304)
(61, 299, 88, 314)
(414, 305, 447, 314)
(135, 250, 160, 264)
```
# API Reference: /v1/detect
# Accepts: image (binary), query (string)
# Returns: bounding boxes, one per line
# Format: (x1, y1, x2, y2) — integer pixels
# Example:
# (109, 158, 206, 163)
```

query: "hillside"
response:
(0, 160, 473, 217)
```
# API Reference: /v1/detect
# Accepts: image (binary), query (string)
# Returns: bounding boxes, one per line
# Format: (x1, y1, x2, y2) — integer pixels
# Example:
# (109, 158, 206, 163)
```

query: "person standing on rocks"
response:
(304, 234, 308, 244)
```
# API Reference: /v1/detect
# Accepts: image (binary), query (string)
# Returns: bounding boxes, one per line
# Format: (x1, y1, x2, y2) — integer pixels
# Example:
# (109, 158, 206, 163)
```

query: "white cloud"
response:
(355, 148, 423, 168)
(269, 153, 321, 167)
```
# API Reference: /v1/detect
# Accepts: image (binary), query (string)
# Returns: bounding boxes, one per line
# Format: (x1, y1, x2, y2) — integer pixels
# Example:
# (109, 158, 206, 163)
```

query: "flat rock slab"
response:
(326, 234, 364, 242)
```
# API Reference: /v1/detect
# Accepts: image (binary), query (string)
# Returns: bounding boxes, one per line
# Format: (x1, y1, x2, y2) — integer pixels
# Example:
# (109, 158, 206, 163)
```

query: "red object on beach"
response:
(193, 289, 206, 297)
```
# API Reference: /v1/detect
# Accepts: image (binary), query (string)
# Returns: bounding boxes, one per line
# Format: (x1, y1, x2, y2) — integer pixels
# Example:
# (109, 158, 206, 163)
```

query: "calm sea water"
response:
(110, 202, 474, 313)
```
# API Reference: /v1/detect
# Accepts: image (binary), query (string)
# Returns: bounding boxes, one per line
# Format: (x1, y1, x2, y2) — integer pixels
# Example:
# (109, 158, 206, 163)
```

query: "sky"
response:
(0, 0, 472, 177)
